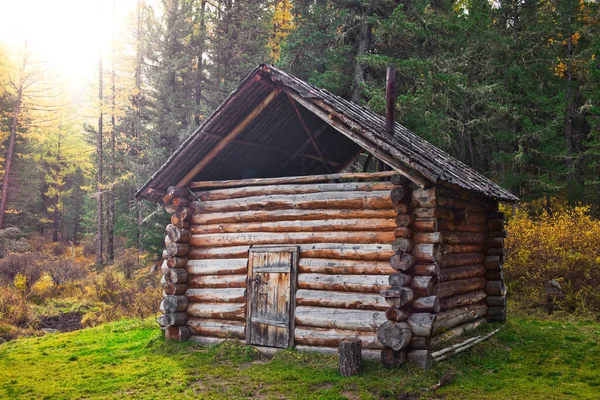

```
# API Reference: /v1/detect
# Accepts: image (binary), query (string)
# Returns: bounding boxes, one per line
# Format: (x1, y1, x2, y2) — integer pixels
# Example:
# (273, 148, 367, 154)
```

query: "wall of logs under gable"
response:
(158, 180, 400, 357)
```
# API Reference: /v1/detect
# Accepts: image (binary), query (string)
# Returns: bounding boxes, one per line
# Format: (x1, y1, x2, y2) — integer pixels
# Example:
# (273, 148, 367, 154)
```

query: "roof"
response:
(136, 64, 518, 203)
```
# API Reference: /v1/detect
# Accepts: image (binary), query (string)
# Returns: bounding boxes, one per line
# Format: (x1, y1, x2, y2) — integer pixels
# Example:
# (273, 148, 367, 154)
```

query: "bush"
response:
(0, 252, 44, 291)
(505, 206, 600, 314)
(0, 285, 34, 327)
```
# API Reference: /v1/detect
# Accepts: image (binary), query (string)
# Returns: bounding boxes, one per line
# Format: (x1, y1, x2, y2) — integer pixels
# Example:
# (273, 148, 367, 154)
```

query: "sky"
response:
(0, 0, 155, 100)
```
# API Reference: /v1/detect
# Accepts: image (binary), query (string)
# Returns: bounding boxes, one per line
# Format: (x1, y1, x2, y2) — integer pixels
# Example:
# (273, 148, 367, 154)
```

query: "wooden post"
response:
(339, 338, 363, 377)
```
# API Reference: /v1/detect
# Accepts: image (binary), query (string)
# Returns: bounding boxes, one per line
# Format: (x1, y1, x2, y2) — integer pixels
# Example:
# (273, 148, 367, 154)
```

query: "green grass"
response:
(0, 316, 599, 399)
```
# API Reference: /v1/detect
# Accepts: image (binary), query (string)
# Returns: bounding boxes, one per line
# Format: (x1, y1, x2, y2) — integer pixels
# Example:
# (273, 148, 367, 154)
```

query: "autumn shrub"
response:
(0, 252, 44, 291)
(505, 206, 600, 314)
(0, 285, 33, 327)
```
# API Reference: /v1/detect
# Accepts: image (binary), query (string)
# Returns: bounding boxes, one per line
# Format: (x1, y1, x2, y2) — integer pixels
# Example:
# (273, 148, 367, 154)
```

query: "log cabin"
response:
(136, 64, 518, 369)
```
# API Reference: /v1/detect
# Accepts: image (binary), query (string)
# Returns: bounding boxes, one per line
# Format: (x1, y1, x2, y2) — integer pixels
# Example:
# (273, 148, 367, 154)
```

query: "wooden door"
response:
(247, 246, 297, 348)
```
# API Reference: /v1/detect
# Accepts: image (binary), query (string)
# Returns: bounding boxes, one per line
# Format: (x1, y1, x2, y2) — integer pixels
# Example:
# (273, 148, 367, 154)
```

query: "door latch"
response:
(255, 275, 261, 285)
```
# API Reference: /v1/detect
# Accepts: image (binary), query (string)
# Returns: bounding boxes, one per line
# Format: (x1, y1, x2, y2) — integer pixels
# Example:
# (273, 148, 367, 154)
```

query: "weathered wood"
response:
(437, 195, 486, 211)
(187, 318, 246, 339)
(188, 336, 225, 346)
(298, 274, 389, 293)
(439, 265, 485, 282)
(187, 302, 246, 321)
(294, 327, 382, 349)
(190, 218, 396, 234)
(170, 214, 190, 229)
(411, 189, 436, 208)
(391, 174, 410, 186)
(437, 277, 486, 299)
(431, 318, 486, 347)
(407, 313, 436, 337)
(407, 350, 433, 369)
(186, 258, 248, 275)
(433, 303, 488, 336)
(488, 219, 504, 231)
(413, 219, 437, 233)
(391, 187, 412, 205)
(192, 181, 396, 201)
(394, 203, 411, 214)
(390, 251, 415, 271)
(442, 231, 487, 245)
(412, 296, 440, 313)
(392, 237, 414, 253)
(158, 312, 188, 327)
(485, 280, 507, 296)
(165, 268, 188, 284)
(163, 283, 188, 296)
(489, 229, 507, 238)
(442, 244, 483, 254)
(485, 237, 504, 248)
(410, 276, 435, 297)
(166, 242, 190, 257)
(172, 197, 190, 209)
(295, 306, 386, 332)
(389, 272, 412, 287)
(440, 253, 484, 268)
(488, 211, 504, 219)
(188, 274, 247, 289)
(440, 290, 487, 311)
(414, 263, 440, 276)
(414, 232, 441, 244)
(166, 225, 191, 243)
(296, 289, 388, 310)
(191, 208, 396, 225)
(394, 227, 413, 239)
(339, 339, 363, 377)
(438, 219, 487, 233)
(165, 326, 190, 342)
(190, 231, 395, 247)
(385, 307, 410, 322)
(395, 213, 415, 227)
(189, 170, 399, 189)
(486, 296, 507, 307)
(485, 248, 506, 257)
(191, 191, 393, 213)
(411, 336, 430, 350)
(381, 347, 406, 368)
(295, 346, 381, 360)
(185, 288, 246, 303)
(167, 257, 188, 269)
(377, 321, 412, 350)
(164, 235, 173, 247)
(381, 287, 415, 308)
(487, 307, 507, 322)
(160, 295, 188, 313)
(483, 256, 502, 270)
(484, 270, 504, 281)
(298, 258, 394, 275)
(433, 328, 501, 362)
(413, 208, 436, 219)
(464, 209, 486, 224)
(413, 244, 440, 263)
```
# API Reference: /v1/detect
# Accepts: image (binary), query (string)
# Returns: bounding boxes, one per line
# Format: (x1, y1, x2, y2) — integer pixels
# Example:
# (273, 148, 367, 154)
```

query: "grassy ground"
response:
(0, 316, 598, 399)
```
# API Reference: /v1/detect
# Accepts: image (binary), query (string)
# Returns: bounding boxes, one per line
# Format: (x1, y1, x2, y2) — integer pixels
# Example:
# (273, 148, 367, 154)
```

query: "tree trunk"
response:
(96, 53, 104, 266)
(350, 21, 370, 103)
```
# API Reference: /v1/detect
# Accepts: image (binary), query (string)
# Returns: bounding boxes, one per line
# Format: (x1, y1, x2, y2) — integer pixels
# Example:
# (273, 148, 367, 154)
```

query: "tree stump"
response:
(339, 338, 362, 377)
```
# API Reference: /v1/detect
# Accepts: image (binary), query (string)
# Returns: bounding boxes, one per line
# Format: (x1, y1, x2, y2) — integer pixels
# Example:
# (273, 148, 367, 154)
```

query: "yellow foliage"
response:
(13, 273, 27, 293)
(269, 0, 294, 63)
(505, 206, 600, 313)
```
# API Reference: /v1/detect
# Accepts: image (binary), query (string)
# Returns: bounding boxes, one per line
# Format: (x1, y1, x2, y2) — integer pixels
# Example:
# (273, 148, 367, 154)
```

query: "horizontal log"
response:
(438, 219, 486, 233)
(163, 283, 188, 296)
(441, 231, 487, 245)
(298, 258, 394, 275)
(390, 251, 415, 271)
(158, 312, 188, 327)
(411, 189, 436, 208)
(189, 171, 399, 189)
(166, 225, 191, 243)
(485, 248, 506, 256)
(487, 307, 507, 322)
(188, 336, 225, 346)
(410, 276, 435, 297)
(464, 209, 486, 225)
(395, 214, 415, 227)
(407, 349, 433, 370)
(442, 244, 483, 254)
(486, 296, 507, 307)
(432, 303, 488, 336)
(431, 318, 486, 347)
(193, 181, 396, 201)
(485, 270, 504, 281)
(488, 211, 504, 219)
(186, 258, 248, 276)
(381, 347, 407, 368)
(187, 302, 246, 321)
(391, 186, 412, 205)
(187, 318, 245, 339)
(381, 287, 414, 308)
(294, 326, 382, 349)
(412, 296, 440, 313)
(188, 274, 247, 289)
(391, 175, 410, 186)
(167, 257, 188, 269)
(437, 195, 486, 212)
(191, 191, 393, 213)
(394, 226, 413, 239)
(413, 208, 436, 219)
(413, 219, 437, 233)
(165, 268, 188, 284)
(413, 244, 440, 263)
(377, 321, 412, 350)
(411, 336, 430, 350)
(295, 306, 386, 332)
(485, 281, 507, 296)
(164, 235, 173, 247)
(172, 196, 190, 209)
(439, 265, 485, 282)
(190, 231, 395, 247)
(185, 288, 246, 303)
(166, 243, 189, 258)
(394, 203, 411, 214)
(296, 345, 380, 360)
(296, 289, 388, 310)
(407, 313, 436, 337)
(385, 307, 410, 322)
(392, 238, 413, 253)
(489, 229, 507, 238)
(389, 272, 412, 287)
(192, 208, 396, 225)
(170, 214, 190, 229)
(483, 256, 502, 270)
(414, 263, 439, 276)
(165, 326, 190, 342)
(437, 277, 486, 299)
(485, 237, 504, 248)
(440, 290, 487, 311)
(488, 219, 504, 231)
(160, 295, 188, 313)
(414, 232, 441, 244)
(440, 253, 484, 268)
(298, 274, 389, 293)
(191, 218, 396, 234)
(189, 246, 250, 260)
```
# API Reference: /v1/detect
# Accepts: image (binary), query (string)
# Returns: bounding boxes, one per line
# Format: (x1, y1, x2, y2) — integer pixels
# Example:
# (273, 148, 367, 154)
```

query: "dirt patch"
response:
(38, 312, 82, 332)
